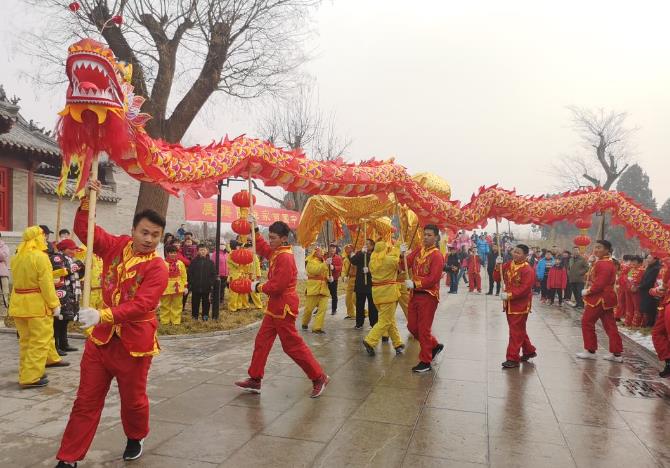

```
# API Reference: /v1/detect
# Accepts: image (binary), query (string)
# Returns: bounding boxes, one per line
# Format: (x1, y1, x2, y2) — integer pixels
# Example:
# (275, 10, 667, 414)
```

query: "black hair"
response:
(622, 254, 631, 261)
(424, 224, 439, 236)
(269, 221, 291, 238)
(165, 244, 178, 254)
(58, 229, 70, 236)
(631, 255, 643, 263)
(197, 243, 208, 249)
(366, 238, 375, 246)
(133, 209, 166, 230)
(184, 231, 193, 236)
(163, 233, 174, 244)
(597, 239, 612, 252)
(516, 244, 530, 255)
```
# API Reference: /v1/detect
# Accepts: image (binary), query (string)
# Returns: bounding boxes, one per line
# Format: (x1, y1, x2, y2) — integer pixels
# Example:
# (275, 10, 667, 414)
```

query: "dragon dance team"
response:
(6, 180, 670, 466)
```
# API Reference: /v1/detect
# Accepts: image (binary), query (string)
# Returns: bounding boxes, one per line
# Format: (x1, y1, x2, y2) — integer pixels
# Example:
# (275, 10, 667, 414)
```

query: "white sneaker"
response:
(576, 351, 597, 360)
(603, 353, 623, 363)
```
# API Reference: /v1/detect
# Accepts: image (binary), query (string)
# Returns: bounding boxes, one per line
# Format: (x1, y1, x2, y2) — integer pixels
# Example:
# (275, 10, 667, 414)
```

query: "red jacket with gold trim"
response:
(584, 257, 617, 310)
(501, 261, 535, 314)
(255, 233, 299, 319)
(406, 246, 444, 300)
(650, 257, 670, 308)
(74, 205, 168, 356)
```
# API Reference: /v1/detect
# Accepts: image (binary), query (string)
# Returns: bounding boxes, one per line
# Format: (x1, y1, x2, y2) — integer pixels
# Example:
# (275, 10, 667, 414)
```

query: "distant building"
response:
(0, 85, 184, 253)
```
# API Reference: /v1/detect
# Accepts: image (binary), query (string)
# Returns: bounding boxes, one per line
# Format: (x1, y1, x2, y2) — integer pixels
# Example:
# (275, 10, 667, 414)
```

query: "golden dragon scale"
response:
(56, 39, 670, 254)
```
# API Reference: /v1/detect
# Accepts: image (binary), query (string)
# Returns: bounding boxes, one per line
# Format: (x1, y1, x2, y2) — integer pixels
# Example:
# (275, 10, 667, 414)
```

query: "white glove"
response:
(78, 307, 101, 328)
(328, 277, 334, 283)
(183, 288, 189, 296)
(405, 279, 415, 289)
(399, 243, 408, 253)
(363, 267, 369, 274)
(251, 281, 259, 292)
(361, 246, 368, 253)
(501, 292, 509, 300)
(53, 306, 63, 320)
(247, 214, 257, 225)
(325, 257, 332, 265)
(496, 256, 504, 264)
(581, 289, 590, 296)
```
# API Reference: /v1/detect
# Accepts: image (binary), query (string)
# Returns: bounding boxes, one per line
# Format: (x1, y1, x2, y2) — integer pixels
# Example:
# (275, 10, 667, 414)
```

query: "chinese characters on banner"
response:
(184, 196, 301, 229)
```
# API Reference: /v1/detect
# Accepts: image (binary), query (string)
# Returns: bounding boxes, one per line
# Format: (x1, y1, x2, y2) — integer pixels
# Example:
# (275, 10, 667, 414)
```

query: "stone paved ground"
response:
(1, 284, 670, 468)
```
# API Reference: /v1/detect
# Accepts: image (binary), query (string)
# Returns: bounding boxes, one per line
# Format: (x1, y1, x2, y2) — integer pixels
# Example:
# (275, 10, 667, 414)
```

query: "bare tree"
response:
(23, 0, 320, 217)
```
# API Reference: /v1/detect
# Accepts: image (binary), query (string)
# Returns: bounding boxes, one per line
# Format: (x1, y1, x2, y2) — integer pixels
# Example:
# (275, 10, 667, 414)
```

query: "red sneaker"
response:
(310, 374, 330, 398)
(234, 378, 261, 394)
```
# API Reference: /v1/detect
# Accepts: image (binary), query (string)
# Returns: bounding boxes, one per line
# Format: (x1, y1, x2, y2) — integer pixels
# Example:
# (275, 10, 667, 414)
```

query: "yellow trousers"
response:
(302, 294, 329, 331)
(250, 292, 263, 309)
(228, 290, 248, 311)
(14, 316, 60, 385)
(345, 286, 356, 318)
(398, 289, 409, 319)
(160, 294, 183, 325)
(365, 302, 403, 348)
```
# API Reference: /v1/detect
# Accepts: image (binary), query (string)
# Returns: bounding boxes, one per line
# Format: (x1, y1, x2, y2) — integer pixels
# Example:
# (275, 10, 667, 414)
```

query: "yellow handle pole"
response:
(82, 155, 99, 308)
(496, 218, 506, 294)
(395, 202, 410, 276)
(363, 220, 368, 285)
(248, 175, 256, 257)
(55, 195, 63, 239)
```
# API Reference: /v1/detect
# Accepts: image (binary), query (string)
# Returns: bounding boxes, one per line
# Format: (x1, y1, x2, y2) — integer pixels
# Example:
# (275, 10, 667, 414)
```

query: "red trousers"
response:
(615, 289, 627, 319)
(468, 271, 481, 292)
(248, 314, 323, 380)
(57, 336, 152, 462)
(581, 303, 623, 354)
(506, 313, 536, 362)
(651, 305, 670, 361)
(624, 291, 642, 327)
(407, 292, 439, 364)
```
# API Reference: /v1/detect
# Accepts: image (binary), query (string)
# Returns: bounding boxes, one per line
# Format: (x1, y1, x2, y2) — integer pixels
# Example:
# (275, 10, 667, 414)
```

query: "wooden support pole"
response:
(82, 155, 99, 308)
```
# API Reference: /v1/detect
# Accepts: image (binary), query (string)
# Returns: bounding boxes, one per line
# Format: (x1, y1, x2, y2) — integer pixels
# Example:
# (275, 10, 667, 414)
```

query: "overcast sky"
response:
(2, 0, 669, 217)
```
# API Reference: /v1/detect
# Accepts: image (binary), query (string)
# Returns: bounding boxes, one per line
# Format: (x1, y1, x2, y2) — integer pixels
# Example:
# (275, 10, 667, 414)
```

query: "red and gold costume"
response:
(624, 264, 644, 327)
(160, 257, 187, 325)
(467, 254, 482, 292)
(651, 258, 670, 362)
(247, 233, 324, 381)
(406, 245, 444, 364)
(499, 261, 536, 362)
(57, 200, 168, 463)
(581, 256, 623, 354)
(615, 262, 631, 320)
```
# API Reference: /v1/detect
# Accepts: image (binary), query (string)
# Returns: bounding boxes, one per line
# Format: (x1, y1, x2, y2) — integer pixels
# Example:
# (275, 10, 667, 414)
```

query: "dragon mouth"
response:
(66, 53, 123, 108)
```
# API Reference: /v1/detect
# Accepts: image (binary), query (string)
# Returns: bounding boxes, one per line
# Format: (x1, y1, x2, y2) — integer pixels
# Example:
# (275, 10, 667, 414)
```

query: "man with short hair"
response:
(576, 240, 624, 362)
(187, 243, 217, 321)
(56, 180, 168, 467)
(499, 244, 537, 368)
(405, 225, 445, 373)
(235, 221, 329, 397)
(350, 239, 378, 329)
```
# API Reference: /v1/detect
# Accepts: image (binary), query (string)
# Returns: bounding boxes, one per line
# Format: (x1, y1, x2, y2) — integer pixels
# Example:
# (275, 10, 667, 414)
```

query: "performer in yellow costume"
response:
(9, 226, 66, 388)
(160, 244, 188, 325)
(342, 244, 357, 319)
(302, 248, 330, 333)
(363, 241, 405, 355)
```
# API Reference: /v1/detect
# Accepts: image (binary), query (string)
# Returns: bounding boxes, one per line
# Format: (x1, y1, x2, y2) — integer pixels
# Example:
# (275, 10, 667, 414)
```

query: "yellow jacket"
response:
(9, 227, 60, 318)
(228, 255, 243, 280)
(75, 247, 103, 289)
(306, 253, 330, 296)
(343, 256, 357, 289)
(163, 259, 187, 296)
(369, 241, 401, 305)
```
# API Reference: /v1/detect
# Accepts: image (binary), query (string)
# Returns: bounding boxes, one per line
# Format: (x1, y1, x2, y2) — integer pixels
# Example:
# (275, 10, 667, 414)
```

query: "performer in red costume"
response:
(498, 244, 537, 368)
(615, 256, 631, 320)
(650, 256, 670, 378)
(467, 248, 482, 293)
(404, 224, 445, 373)
(234, 220, 329, 398)
(576, 240, 624, 362)
(624, 256, 644, 327)
(56, 181, 168, 467)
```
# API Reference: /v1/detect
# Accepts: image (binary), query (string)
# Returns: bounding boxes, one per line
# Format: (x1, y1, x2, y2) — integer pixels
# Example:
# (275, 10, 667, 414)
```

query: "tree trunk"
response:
(135, 182, 170, 217)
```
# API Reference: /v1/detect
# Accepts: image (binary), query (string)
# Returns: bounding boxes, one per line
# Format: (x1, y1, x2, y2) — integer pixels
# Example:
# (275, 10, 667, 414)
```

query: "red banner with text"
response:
(184, 197, 301, 229)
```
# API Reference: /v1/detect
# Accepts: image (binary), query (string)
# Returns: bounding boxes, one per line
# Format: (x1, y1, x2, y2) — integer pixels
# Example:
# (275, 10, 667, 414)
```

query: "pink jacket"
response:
(0, 240, 9, 277)
(211, 251, 229, 277)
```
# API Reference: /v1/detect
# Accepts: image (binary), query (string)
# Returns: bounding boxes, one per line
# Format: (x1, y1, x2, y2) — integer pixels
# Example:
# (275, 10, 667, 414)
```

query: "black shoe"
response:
(57, 349, 68, 357)
(21, 377, 49, 388)
(363, 340, 376, 356)
(520, 352, 537, 361)
(301, 325, 308, 330)
(63, 346, 79, 352)
(123, 438, 144, 461)
(381, 336, 390, 343)
(660, 363, 670, 378)
(485, 292, 493, 296)
(331, 310, 336, 315)
(46, 360, 70, 368)
(412, 362, 432, 373)
(395, 344, 405, 355)
(501, 360, 520, 368)
(56, 461, 77, 468)
(431, 343, 444, 361)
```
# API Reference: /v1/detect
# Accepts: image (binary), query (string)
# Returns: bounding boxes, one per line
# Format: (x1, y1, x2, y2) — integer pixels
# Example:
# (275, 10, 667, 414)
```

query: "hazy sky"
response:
(2, 0, 669, 213)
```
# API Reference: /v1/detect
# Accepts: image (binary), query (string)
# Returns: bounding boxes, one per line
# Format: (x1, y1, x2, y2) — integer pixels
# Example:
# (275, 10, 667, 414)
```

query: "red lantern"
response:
(230, 278, 252, 294)
(232, 190, 256, 208)
(68, 2, 80, 12)
(575, 218, 592, 230)
(231, 248, 253, 265)
(111, 15, 123, 25)
(231, 218, 251, 235)
(574, 235, 591, 247)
